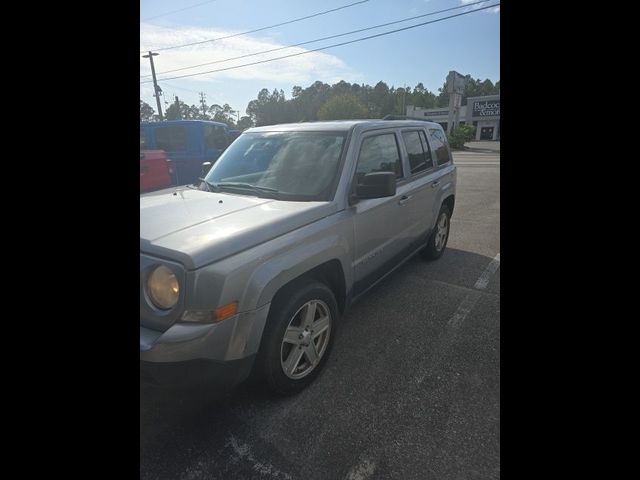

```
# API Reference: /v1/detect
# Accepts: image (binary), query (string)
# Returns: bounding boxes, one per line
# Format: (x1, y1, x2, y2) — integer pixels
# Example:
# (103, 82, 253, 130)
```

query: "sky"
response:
(140, 0, 500, 118)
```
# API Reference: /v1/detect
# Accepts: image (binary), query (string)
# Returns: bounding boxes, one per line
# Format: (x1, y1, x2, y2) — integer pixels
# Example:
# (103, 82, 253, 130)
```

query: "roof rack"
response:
(381, 115, 435, 122)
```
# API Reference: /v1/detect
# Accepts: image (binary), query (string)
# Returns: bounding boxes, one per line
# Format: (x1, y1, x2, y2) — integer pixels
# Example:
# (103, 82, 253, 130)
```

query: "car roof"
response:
(246, 119, 442, 133)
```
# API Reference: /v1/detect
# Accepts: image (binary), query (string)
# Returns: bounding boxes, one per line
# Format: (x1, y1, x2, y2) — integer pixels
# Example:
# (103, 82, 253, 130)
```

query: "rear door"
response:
(352, 130, 415, 293)
(398, 129, 439, 246)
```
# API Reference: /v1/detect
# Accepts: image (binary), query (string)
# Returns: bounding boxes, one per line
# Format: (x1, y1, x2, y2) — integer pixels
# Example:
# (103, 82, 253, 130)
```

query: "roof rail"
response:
(381, 114, 435, 122)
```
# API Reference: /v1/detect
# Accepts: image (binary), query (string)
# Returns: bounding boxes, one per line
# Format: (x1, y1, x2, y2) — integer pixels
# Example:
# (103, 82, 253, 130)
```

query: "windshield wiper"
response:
(213, 182, 280, 193)
(197, 177, 216, 192)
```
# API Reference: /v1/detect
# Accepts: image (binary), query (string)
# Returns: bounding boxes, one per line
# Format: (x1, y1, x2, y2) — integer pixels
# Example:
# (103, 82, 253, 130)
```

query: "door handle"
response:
(398, 195, 412, 206)
(431, 181, 440, 188)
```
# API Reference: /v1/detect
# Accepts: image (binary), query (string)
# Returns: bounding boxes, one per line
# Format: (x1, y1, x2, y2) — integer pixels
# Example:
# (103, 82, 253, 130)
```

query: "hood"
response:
(140, 188, 336, 269)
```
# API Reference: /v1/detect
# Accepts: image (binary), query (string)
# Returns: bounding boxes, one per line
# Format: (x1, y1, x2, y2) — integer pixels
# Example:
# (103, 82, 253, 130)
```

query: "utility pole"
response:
(142, 51, 163, 121)
(174, 96, 181, 120)
(199, 92, 207, 119)
(402, 84, 407, 116)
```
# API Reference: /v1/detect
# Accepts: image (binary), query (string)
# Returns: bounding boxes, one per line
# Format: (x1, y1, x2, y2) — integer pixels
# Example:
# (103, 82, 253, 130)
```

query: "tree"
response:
(165, 100, 200, 120)
(369, 81, 390, 117)
(241, 75, 497, 126)
(237, 116, 254, 130)
(409, 83, 436, 109)
(208, 103, 237, 127)
(247, 88, 290, 126)
(140, 100, 155, 122)
(317, 94, 369, 120)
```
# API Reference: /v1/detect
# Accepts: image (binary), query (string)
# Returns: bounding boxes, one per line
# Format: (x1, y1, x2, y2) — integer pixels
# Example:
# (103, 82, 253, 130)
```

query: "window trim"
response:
(400, 128, 435, 177)
(354, 130, 405, 184)
(428, 127, 453, 167)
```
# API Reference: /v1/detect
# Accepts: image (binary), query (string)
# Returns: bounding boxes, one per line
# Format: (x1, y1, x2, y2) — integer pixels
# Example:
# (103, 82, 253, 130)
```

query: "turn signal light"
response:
(214, 302, 238, 322)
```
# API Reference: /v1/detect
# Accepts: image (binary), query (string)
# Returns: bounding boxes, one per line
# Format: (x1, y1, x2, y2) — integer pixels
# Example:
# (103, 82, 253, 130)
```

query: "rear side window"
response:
(204, 125, 228, 150)
(402, 130, 433, 174)
(155, 126, 187, 152)
(356, 133, 403, 179)
(428, 128, 451, 166)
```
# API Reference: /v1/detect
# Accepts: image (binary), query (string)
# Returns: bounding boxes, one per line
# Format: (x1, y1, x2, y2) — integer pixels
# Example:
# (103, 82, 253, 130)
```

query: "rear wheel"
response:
(422, 204, 451, 260)
(255, 281, 338, 395)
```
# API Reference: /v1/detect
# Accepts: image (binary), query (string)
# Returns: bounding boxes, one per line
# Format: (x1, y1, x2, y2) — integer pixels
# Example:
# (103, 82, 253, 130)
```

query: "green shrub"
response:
(447, 124, 475, 148)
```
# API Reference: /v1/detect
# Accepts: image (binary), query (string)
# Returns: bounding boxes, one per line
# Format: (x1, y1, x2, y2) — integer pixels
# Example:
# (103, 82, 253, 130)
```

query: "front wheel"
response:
(422, 204, 451, 260)
(255, 281, 338, 395)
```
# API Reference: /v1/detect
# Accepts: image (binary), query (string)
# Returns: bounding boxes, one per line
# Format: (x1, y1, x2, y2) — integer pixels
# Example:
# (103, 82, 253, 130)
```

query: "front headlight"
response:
(147, 265, 179, 309)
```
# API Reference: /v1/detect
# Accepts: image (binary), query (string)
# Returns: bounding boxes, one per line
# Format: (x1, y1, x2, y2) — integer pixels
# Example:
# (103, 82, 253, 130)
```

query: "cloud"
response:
(139, 23, 361, 86)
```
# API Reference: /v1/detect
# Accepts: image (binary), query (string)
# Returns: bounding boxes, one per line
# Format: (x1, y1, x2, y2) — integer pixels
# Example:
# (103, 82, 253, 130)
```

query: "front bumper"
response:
(140, 303, 270, 388)
(140, 356, 255, 389)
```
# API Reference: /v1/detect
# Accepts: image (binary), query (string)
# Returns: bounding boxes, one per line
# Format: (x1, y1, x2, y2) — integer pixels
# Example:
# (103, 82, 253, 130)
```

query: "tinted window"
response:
(156, 126, 187, 152)
(356, 133, 403, 180)
(419, 131, 434, 169)
(204, 125, 228, 150)
(402, 130, 433, 174)
(428, 128, 451, 166)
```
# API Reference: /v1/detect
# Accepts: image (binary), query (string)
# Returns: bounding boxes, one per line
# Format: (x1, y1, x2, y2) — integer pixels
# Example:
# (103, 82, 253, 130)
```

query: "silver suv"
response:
(140, 119, 456, 395)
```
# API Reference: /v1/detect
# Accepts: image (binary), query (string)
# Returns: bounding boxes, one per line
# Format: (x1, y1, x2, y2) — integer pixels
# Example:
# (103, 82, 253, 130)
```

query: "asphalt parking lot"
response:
(140, 144, 500, 480)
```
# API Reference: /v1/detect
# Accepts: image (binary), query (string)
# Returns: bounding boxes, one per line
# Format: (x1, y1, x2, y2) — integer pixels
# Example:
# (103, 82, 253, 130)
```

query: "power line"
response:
(141, 0, 489, 79)
(141, 3, 500, 84)
(162, 82, 200, 94)
(141, 0, 219, 22)
(140, 0, 370, 53)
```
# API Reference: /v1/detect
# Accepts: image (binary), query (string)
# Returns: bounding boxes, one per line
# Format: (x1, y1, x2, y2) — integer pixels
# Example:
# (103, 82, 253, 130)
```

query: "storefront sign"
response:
(472, 99, 500, 117)
(424, 110, 449, 116)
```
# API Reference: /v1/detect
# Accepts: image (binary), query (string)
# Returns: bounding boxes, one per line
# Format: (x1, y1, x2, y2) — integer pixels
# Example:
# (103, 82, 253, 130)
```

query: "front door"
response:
(352, 131, 413, 294)
(480, 126, 494, 140)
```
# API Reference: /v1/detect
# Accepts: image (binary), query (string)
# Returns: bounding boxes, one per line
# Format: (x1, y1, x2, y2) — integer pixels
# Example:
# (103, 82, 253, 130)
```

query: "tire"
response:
(422, 204, 451, 260)
(255, 280, 338, 396)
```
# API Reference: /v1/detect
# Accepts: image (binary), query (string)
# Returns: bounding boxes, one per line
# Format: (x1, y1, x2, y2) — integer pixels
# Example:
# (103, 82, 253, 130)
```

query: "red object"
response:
(140, 150, 172, 192)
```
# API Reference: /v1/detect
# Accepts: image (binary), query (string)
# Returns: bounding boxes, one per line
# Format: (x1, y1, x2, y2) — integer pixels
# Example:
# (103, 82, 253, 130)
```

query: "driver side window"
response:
(355, 133, 403, 184)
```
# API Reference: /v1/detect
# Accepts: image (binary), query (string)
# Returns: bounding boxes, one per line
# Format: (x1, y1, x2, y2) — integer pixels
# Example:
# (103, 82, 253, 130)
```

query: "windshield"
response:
(204, 131, 347, 201)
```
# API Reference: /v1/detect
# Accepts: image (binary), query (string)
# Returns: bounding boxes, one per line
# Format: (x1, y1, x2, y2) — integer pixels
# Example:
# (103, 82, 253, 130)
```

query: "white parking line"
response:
(447, 290, 483, 329)
(417, 252, 500, 383)
(448, 252, 500, 329)
(474, 253, 501, 290)
(226, 435, 293, 480)
(345, 458, 376, 480)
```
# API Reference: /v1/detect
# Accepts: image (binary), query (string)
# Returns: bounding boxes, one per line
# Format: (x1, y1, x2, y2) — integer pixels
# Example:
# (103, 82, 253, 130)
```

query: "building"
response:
(406, 94, 500, 141)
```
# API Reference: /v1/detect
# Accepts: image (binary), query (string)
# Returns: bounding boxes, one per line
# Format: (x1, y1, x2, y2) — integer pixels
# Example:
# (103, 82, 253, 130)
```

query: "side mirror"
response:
(355, 171, 396, 199)
(201, 161, 213, 176)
